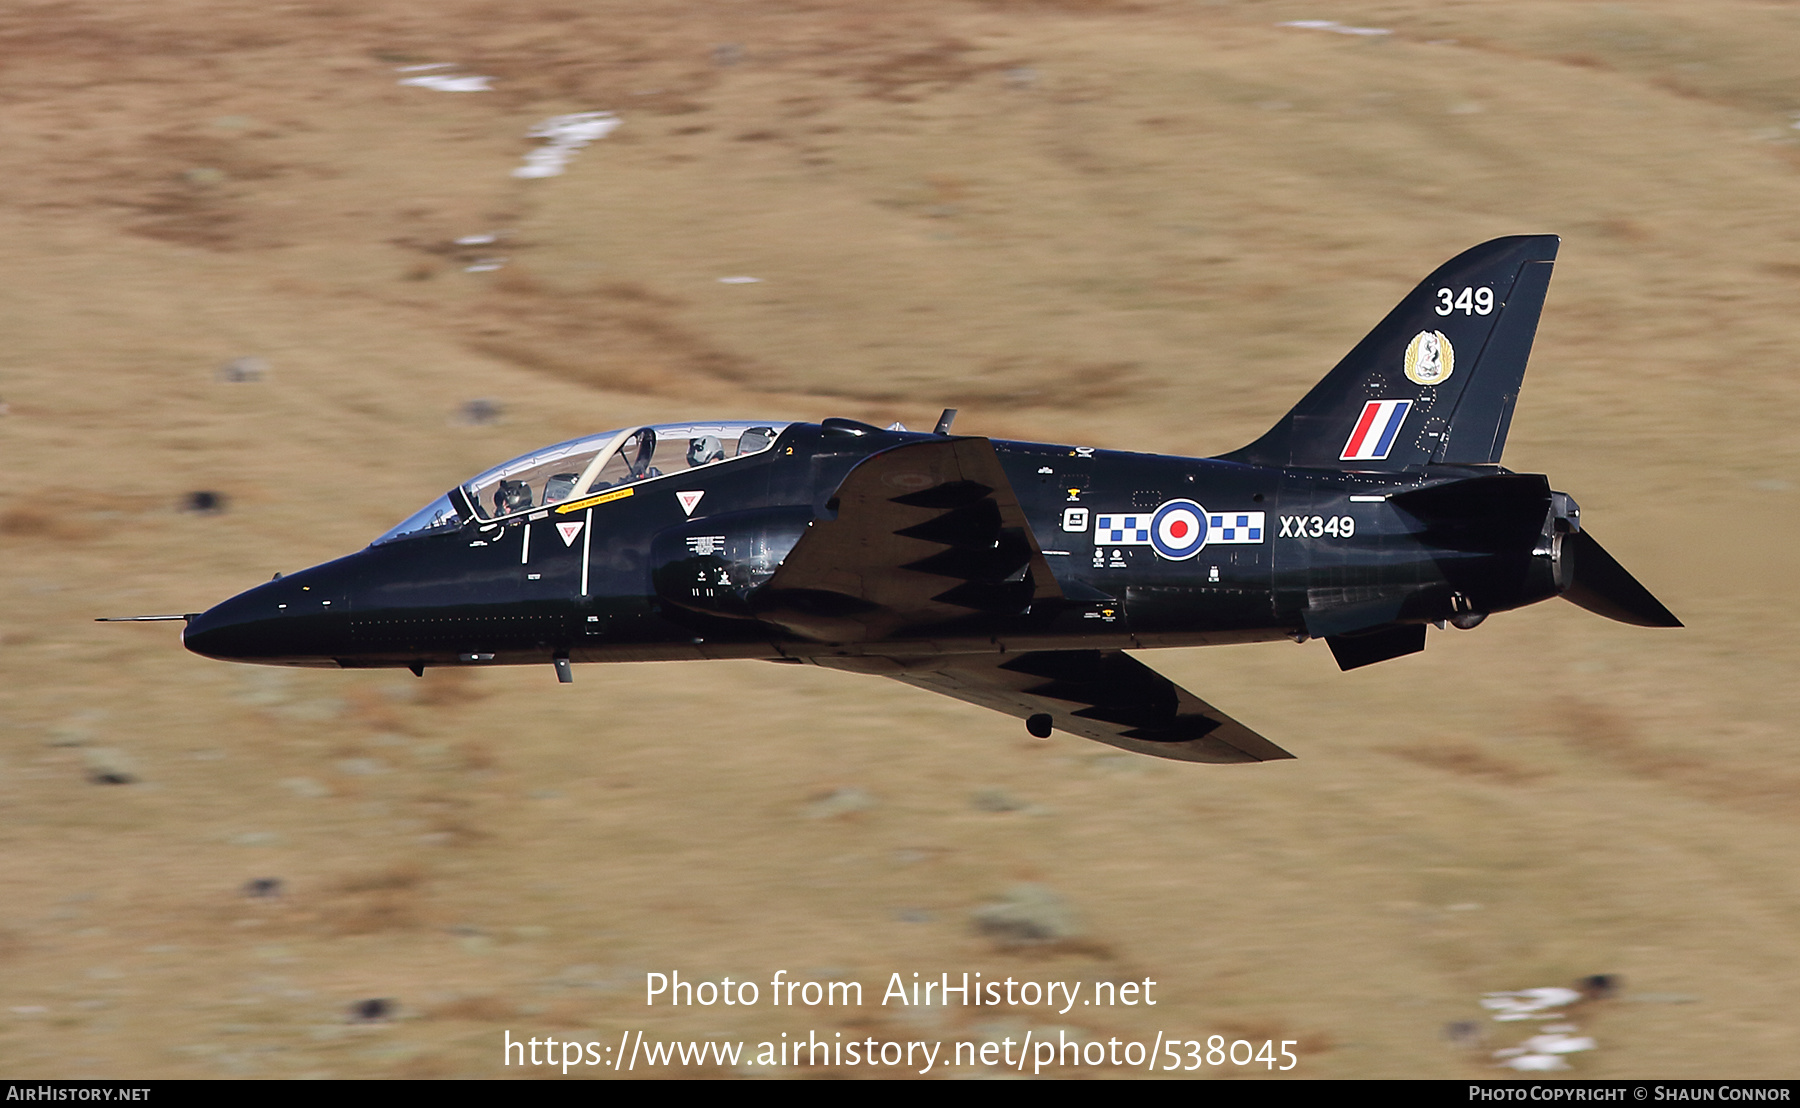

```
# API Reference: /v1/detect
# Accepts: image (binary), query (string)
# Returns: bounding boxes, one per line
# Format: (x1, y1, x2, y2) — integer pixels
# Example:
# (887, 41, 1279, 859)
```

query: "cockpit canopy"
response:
(372, 421, 790, 545)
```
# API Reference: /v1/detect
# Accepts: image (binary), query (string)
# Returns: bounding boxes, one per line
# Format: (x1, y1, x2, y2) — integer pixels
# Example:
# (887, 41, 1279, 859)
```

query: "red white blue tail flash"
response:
(1340, 399, 1413, 461)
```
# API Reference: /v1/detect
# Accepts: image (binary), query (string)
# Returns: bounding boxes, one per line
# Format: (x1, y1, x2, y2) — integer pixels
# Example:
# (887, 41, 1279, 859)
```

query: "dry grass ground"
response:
(1, 0, 1797, 1079)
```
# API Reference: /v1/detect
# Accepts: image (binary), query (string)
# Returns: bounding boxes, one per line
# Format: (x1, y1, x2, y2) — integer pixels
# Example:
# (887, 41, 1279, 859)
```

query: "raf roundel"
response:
(1150, 499, 1209, 561)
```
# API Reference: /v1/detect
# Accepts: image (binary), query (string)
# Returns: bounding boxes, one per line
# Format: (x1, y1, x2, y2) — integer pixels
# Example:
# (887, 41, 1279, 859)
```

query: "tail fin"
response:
(1220, 235, 1559, 471)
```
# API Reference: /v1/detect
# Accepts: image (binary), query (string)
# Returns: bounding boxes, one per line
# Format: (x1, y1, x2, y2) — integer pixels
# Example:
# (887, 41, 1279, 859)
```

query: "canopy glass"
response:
(371, 421, 790, 545)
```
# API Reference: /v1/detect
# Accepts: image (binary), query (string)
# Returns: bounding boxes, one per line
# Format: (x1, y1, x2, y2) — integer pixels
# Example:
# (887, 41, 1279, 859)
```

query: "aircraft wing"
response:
(753, 437, 1063, 642)
(814, 650, 1295, 764)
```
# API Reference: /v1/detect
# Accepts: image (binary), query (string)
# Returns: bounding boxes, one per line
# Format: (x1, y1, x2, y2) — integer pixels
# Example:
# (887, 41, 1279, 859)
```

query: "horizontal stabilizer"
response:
(812, 650, 1293, 764)
(1560, 530, 1682, 628)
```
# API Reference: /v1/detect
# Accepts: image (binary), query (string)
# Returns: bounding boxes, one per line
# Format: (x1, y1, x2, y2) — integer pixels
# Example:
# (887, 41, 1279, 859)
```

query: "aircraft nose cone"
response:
(184, 561, 355, 664)
(183, 587, 285, 661)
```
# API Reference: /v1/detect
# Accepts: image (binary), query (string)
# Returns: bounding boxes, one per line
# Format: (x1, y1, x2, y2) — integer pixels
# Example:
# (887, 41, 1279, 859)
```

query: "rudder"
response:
(1221, 235, 1559, 471)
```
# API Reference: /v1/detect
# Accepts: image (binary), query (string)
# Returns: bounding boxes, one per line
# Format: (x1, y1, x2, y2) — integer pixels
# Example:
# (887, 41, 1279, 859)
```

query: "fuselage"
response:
(164, 236, 1684, 762)
(182, 420, 1562, 671)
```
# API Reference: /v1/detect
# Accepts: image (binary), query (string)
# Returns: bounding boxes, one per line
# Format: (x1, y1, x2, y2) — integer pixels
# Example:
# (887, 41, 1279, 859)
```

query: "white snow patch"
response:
(1480, 987, 1580, 1019)
(398, 73, 493, 92)
(1503, 1053, 1569, 1072)
(513, 112, 620, 179)
(1479, 988, 1599, 1073)
(1279, 20, 1392, 37)
(1522, 1034, 1596, 1054)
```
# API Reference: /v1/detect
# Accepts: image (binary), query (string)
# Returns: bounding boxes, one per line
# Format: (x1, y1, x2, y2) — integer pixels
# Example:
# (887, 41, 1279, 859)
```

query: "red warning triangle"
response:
(555, 520, 584, 546)
(676, 490, 705, 516)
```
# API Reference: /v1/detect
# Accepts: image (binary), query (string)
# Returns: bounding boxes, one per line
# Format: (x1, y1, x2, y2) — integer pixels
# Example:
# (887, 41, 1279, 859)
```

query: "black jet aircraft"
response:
(150, 235, 1680, 764)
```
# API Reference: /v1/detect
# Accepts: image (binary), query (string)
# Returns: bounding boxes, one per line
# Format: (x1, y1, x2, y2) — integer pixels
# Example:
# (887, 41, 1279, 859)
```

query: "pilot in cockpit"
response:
(687, 435, 725, 467)
(495, 479, 533, 515)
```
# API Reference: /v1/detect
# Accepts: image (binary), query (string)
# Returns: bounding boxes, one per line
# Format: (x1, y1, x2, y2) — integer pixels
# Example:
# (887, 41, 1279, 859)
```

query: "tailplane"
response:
(1221, 235, 1559, 471)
